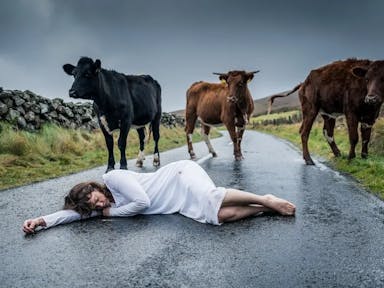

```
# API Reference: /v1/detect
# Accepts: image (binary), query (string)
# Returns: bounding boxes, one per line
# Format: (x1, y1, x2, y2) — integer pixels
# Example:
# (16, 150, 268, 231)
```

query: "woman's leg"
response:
(221, 189, 296, 216)
(218, 205, 274, 223)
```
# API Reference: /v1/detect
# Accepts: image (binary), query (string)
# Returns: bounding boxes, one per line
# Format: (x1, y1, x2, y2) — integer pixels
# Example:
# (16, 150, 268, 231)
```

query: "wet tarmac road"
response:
(1, 131, 384, 288)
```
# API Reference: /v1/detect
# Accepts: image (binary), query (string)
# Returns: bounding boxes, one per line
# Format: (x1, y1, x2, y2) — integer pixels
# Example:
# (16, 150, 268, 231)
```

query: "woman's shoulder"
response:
(103, 168, 138, 176)
(164, 160, 196, 168)
(102, 169, 136, 183)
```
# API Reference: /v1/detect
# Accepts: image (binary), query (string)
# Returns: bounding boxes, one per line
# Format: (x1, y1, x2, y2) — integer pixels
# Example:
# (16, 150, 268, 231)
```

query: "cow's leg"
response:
(201, 124, 217, 157)
(299, 104, 318, 165)
(360, 123, 373, 159)
(235, 120, 246, 160)
(226, 123, 242, 160)
(136, 127, 146, 168)
(101, 127, 115, 172)
(321, 115, 341, 157)
(117, 123, 129, 170)
(185, 111, 197, 160)
(345, 115, 359, 160)
(152, 116, 161, 167)
(236, 126, 245, 160)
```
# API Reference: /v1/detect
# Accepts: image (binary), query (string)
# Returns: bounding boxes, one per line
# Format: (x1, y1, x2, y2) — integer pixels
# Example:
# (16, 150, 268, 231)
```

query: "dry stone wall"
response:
(0, 88, 184, 131)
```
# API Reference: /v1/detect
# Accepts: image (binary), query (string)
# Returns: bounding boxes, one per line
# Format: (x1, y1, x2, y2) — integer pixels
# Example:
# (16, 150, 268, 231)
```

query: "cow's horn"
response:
(212, 72, 225, 76)
(249, 70, 260, 74)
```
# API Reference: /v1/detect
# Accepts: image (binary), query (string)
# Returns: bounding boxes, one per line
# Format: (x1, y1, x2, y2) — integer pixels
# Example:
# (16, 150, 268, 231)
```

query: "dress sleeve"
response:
(41, 210, 101, 229)
(103, 170, 151, 217)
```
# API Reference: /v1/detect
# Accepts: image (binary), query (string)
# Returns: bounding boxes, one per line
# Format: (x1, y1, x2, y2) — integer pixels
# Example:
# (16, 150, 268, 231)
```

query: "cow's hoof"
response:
(190, 153, 196, 160)
(211, 152, 218, 158)
(348, 153, 356, 161)
(304, 159, 315, 165)
(334, 151, 341, 157)
(235, 155, 243, 161)
(120, 165, 128, 170)
(136, 161, 143, 168)
(153, 160, 160, 167)
(106, 167, 115, 173)
(361, 153, 368, 159)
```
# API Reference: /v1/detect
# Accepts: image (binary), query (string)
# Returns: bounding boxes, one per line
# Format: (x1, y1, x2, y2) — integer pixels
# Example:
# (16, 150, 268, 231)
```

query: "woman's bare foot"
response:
(263, 194, 296, 216)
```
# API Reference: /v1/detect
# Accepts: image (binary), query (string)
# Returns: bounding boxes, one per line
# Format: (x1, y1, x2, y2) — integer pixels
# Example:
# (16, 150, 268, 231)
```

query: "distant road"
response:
(1, 131, 384, 288)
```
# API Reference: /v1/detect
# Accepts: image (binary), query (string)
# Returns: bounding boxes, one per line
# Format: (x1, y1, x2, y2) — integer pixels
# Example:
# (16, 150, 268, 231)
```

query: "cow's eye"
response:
(84, 72, 92, 78)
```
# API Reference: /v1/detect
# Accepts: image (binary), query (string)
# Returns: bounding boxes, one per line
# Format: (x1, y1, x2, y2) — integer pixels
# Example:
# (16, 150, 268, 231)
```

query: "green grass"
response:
(251, 110, 301, 123)
(250, 116, 384, 199)
(0, 123, 219, 190)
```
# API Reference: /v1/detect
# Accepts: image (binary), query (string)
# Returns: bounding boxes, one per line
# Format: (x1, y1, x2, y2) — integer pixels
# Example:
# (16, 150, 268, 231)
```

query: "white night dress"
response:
(41, 160, 227, 228)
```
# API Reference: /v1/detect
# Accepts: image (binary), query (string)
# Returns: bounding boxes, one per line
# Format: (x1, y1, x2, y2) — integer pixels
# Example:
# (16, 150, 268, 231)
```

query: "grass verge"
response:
(0, 123, 219, 190)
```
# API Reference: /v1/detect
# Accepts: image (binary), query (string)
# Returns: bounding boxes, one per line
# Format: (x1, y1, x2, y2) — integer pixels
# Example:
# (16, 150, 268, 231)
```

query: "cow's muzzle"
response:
(364, 94, 380, 104)
(69, 89, 79, 98)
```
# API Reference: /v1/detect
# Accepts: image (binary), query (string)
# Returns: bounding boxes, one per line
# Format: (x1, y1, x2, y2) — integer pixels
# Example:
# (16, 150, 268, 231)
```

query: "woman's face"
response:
(87, 190, 110, 210)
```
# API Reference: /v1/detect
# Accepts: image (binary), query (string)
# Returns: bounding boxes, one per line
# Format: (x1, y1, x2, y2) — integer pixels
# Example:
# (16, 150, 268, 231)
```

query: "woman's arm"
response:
(103, 170, 151, 217)
(22, 209, 101, 234)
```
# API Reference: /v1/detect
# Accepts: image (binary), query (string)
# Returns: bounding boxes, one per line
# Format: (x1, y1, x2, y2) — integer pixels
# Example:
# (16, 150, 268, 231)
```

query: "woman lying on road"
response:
(23, 160, 295, 234)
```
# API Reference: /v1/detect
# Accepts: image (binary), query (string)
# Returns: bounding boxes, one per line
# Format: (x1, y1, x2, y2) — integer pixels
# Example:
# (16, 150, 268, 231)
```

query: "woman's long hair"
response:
(63, 181, 112, 216)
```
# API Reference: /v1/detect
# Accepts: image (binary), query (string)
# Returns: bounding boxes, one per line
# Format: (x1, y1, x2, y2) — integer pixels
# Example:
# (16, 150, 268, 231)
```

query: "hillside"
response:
(171, 109, 185, 118)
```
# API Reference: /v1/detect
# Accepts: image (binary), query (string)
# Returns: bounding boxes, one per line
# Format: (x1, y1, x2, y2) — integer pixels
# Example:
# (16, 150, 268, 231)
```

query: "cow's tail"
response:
(267, 83, 302, 114)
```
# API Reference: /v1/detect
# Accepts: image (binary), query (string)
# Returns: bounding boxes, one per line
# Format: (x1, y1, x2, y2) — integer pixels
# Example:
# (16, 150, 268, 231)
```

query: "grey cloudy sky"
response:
(0, 0, 383, 112)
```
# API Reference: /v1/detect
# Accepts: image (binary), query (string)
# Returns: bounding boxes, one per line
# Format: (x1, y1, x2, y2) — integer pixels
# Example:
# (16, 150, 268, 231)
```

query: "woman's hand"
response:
(22, 218, 46, 234)
(102, 208, 110, 217)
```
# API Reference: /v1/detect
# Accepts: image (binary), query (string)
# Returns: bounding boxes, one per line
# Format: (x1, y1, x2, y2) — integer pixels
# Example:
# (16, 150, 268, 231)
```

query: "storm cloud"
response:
(0, 0, 383, 111)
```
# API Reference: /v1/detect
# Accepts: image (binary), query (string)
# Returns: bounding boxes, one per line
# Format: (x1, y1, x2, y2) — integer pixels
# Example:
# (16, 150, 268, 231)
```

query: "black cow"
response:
(63, 57, 162, 172)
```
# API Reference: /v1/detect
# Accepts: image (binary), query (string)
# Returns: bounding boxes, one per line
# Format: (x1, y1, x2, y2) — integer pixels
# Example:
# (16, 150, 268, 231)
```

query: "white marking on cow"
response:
(201, 126, 216, 154)
(319, 110, 342, 119)
(361, 123, 373, 129)
(99, 115, 113, 135)
(243, 113, 248, 124)
(137, 150, 145, 161)
(198, 117, 222, 128)
(323, 129, 334, 144)
(187, 134, 193, 143)
(131, 123, 148, 129)
(153, 153, 160, 166)
(227, 95, 238, 103)
(143, 127, 148, 143)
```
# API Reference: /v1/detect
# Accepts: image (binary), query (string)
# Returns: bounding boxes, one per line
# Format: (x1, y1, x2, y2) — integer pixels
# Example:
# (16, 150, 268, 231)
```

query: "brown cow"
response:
(185, 70, 258, 160)
(270, 59, 384, 165)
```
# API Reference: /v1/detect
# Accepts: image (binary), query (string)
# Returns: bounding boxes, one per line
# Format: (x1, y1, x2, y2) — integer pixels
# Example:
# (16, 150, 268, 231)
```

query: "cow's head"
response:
(213, 70, 259, 105)
(63, 57, 101, 99)
(352, 60, 384, 105)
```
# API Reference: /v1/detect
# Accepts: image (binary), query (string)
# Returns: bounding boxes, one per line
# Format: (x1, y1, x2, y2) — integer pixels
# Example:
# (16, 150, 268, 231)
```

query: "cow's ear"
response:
(246, 73, 254, 83)
(352, 66, 368, 78)
(63, 64, 75, 76)
(246, 70, 260, 82)
(219, 75, 228, 83)
(94, 59, 101, 74)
